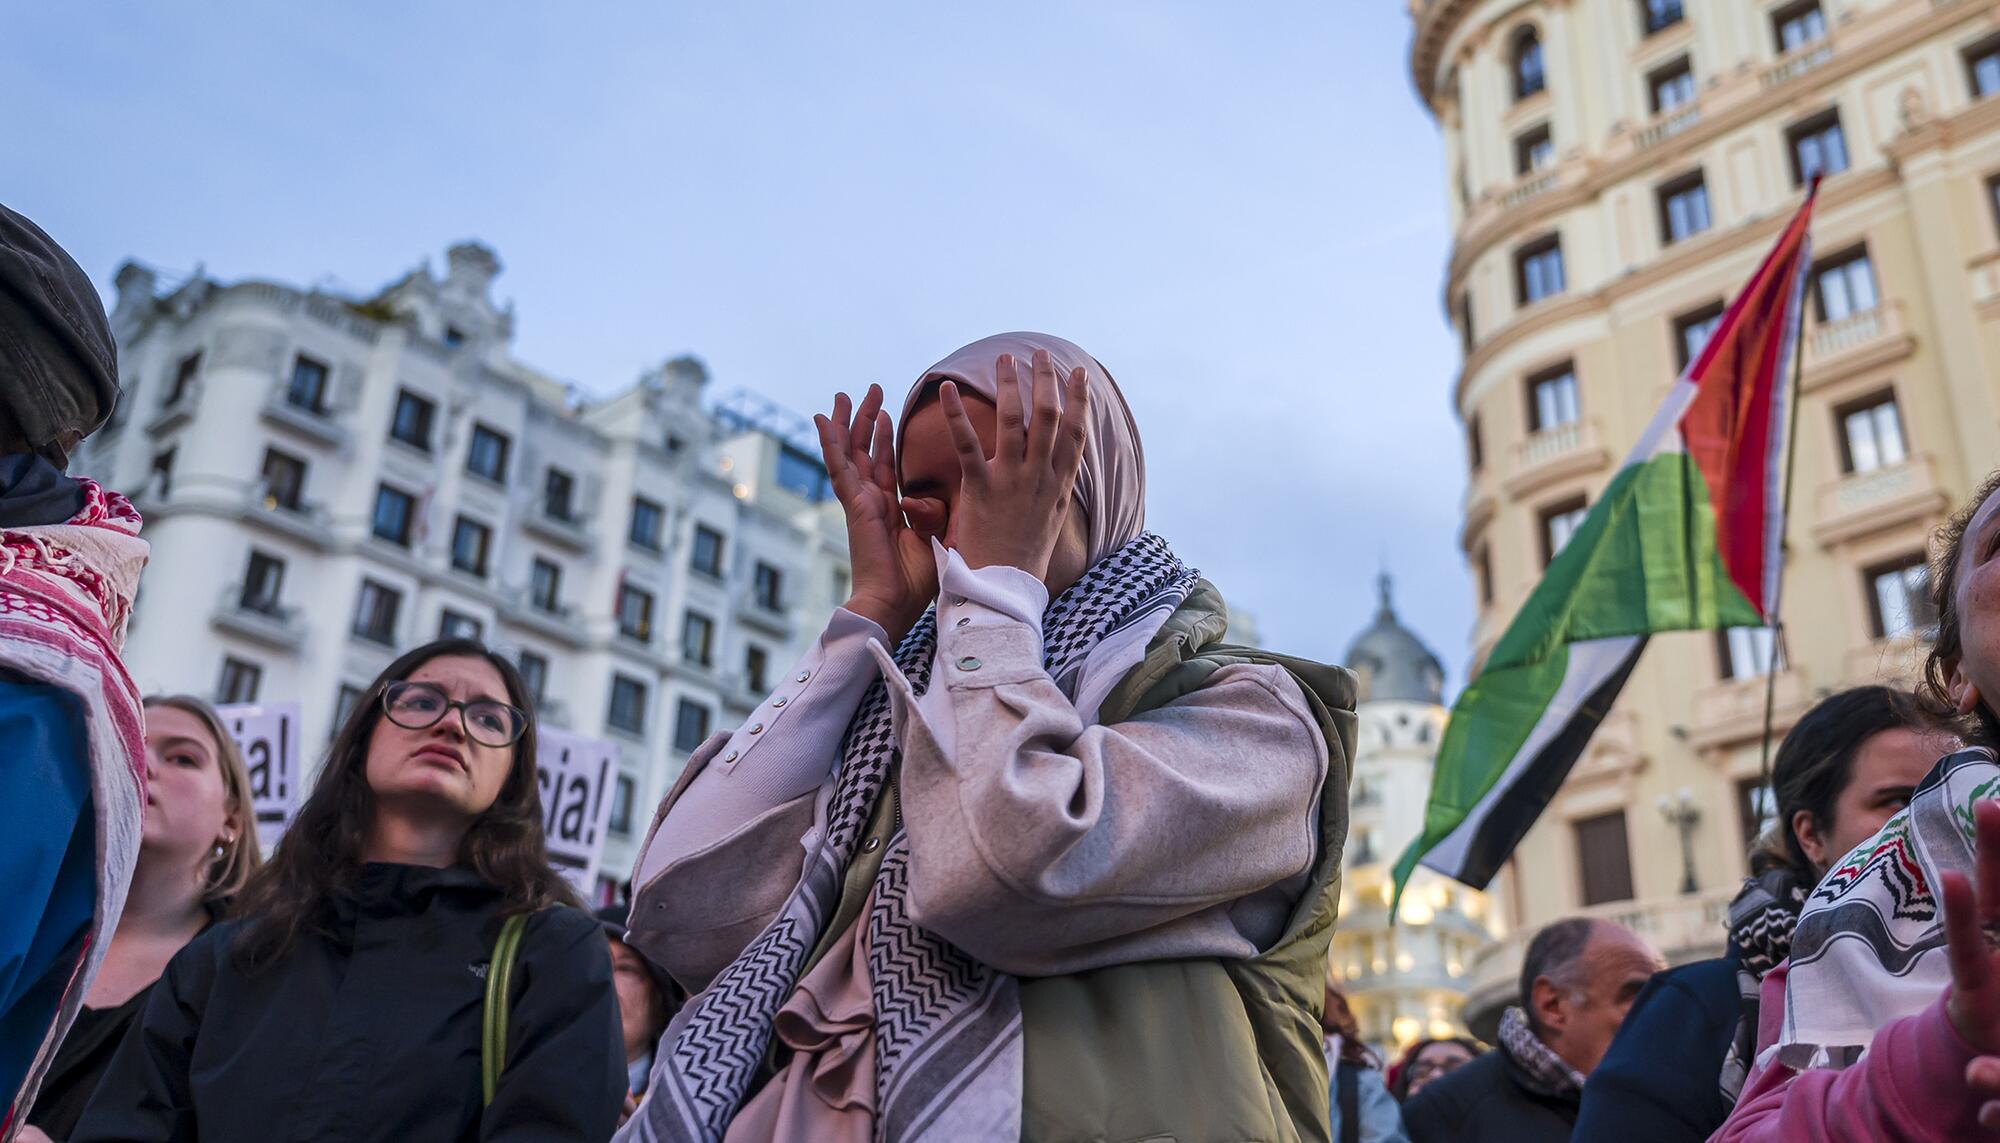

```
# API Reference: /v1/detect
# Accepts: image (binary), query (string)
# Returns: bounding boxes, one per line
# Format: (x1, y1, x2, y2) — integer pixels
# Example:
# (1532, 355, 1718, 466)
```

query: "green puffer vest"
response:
(803, 581, 1356, 1143)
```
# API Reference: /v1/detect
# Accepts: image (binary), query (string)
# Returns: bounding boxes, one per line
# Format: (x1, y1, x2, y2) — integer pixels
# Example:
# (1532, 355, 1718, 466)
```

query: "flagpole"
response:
(1759, 179, 1819, 790)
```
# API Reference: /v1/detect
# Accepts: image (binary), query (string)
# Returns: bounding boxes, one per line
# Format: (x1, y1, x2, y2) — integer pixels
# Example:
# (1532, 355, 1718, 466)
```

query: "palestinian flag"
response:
(1393, 185, 1818, 898)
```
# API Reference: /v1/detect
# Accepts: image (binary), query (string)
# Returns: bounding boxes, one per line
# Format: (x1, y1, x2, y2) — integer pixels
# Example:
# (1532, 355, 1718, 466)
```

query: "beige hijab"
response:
(898, 332, 1145, 565)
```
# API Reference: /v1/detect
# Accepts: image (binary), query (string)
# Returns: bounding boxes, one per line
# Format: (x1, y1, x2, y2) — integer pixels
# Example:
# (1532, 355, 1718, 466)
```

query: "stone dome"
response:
(1344, 574, 1446, 706)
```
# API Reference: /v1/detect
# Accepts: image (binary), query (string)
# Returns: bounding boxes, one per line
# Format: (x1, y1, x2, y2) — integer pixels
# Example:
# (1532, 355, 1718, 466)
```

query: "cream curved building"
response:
(1409, 0, 2000, 1035)
(1330, 578, 1495, 1056)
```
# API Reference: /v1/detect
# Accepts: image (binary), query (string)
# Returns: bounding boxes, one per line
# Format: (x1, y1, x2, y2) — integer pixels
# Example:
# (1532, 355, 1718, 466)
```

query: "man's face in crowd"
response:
(1534, 923, 1665, 1077)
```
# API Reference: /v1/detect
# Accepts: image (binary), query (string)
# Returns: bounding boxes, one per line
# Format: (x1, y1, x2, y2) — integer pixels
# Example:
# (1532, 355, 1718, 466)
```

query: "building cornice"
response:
(1451, 164, 1900, 412)
(1439, 0, 1999, 301)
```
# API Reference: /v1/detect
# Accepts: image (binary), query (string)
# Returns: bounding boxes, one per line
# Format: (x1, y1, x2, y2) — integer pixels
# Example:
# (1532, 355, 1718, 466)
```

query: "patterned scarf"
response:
(1718, 865, 1810, 1102)
(1776, 747, 1994, 1071)
(1496, 1006, 1584, 1099)
(628, 533, 1200, 1142)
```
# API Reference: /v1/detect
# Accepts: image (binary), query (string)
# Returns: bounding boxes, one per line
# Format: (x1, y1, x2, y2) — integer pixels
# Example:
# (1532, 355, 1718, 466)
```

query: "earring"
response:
(213, 841, 227, 858)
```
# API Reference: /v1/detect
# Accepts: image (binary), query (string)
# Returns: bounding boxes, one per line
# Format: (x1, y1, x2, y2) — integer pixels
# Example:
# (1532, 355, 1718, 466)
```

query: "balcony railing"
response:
(522, 507, 594, 553)
(1761, 40, 1834, 89)
(259, 387, 349, 450)
(1810, 452, 1949, 548)
(1635, 104, 1702, 150)
(1503, 420, 1608, 499)
(211, 583, 306, 652)
(498, 586, 587, 648)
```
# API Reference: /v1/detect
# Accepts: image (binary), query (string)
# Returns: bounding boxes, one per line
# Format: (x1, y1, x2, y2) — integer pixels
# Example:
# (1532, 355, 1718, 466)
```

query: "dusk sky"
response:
(4, 2, 1472, 683)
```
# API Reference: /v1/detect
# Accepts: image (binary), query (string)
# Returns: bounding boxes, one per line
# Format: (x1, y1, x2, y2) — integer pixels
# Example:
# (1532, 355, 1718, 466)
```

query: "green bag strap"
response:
(481, 911, 532, 1107)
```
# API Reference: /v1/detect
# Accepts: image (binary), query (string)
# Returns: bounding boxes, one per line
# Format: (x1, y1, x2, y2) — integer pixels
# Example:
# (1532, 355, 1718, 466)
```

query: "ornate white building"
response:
(1330, 577, 1497, 1054)
(74, 242, 850, 900)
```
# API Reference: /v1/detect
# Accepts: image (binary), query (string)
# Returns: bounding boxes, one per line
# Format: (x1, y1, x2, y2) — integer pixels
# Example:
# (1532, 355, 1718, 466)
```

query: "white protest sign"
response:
(534, 726, 620, 895)
(214, 701, 302, 854)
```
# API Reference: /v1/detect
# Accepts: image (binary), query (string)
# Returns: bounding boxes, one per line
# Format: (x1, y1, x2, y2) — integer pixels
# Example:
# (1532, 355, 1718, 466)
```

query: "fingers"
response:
(900, 496, 946, 538)
(851, 384, 883, 470)
(995, 353, 1027, 461)
(868, 410, 897, 495)
(938, 381, 989, 484)
(1944, 869, 1991, 999)
(813, 394, 860, 501)
(1026, 349, 1062, 464)
(1051, 365, 1090, 486)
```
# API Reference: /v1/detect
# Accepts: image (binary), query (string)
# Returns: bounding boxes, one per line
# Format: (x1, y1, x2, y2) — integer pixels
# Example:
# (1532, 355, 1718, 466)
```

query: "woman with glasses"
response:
(72, 638, 625, 1142)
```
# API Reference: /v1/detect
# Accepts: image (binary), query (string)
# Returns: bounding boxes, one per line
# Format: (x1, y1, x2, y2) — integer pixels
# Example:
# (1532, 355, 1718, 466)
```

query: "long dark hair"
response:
(1751, 685, 1942, 879)
(231, 639, 576, 967)
(1924, 469, 2000, 747)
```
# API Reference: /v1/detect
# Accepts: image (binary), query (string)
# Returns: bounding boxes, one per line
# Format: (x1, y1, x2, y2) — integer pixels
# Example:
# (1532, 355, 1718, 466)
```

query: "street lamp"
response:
(1657, 787, 1701, 895)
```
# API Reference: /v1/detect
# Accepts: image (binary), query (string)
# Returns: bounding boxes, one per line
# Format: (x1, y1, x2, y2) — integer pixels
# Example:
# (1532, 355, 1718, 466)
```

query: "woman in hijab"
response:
(619, 334, 1355, 1143)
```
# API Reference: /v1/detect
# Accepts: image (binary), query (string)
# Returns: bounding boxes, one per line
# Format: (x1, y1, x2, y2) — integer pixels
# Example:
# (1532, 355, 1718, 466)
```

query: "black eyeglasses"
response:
(381, 681, 528, 748)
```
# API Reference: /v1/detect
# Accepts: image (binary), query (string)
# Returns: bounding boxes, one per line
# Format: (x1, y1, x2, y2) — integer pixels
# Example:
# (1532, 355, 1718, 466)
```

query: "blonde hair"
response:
(145, 694, 263, 902)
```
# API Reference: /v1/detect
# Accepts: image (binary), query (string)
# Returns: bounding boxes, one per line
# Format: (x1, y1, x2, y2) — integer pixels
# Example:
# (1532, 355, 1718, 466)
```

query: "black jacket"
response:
(1574, 956, 1744, 1143)
(71, 864, 623, 1142)
(1402, 1045, 1578, 1143)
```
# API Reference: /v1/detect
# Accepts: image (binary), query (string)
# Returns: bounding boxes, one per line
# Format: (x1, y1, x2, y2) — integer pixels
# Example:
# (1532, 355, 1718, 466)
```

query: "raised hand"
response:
(1941, 799, 2000, 1126)
(814, 384, 937, 644)
(937, 349, 1089, 581)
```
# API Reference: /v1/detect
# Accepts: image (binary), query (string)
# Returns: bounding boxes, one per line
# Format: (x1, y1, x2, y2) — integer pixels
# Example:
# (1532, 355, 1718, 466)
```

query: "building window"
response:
(450, 517, 492, 578)
(149, 449, 176, 497)
(1838, 392, 1907, 475)
(352, 579, 402, 645)
(1717, 626, 1783, 681)
(530, 558, 562, 612)
(1649, 57, 1696, 114)
(334, 684, 365, 731)
(466, 423, 511, 484)
(618, 583, 656, 642)
(217, 657, 263, 704)
(439, 609, 483, 641)
(1787, 109, 1849, 185)
(1673, 301, 1726, 372)
(1737, 776, 1777, 853)
(518, 650, 549, 706)
(630, 497, 666, 552)
(673, 699, 711, 754)
(1515, 124, 1554, 176)
(1574, 811, 1635, 906)
(371, 485, 416, 547)
(1657, 170, 1711, 244)
(389, 389, 436, 451)
(259, 449, 307, 512)
(1967, 34, 2000, 99)
(1515, 235, 1565, 305)
(240, 550, 286, 614)
(286, 355, 330, 414)
(682, 611, 715, 667)
(1773, 2, 1826, 53)
(609, 774, 636, 836)
(745, 644, 770, 693)
(690, 524, 725, 578)
(1527, 364, 1580, 432)
(443, 325, 467, 348)
(608, 674, 649, 735)
(1641, 0, 1684, 37)
(1512, 27, 1545, 101)
(1867, 556, 1936, 640)
(1475, 545, 1495, 605)
(544, 468, 576, 522)
(1467, 415, 1484, 472)
(167, 352, 201, 406)
(1813, 247, 1878, 321)
(1540, 497, 1589, 567)
(753, 562, 784, 611)
(775, 446, 833, 501)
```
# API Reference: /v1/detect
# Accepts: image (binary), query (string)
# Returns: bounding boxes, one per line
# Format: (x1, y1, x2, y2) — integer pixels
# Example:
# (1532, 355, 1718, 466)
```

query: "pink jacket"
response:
(1710, 962, 1992, 1141)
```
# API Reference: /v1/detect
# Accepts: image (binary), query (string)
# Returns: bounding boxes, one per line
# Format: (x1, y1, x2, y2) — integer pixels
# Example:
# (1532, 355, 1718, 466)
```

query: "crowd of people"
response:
(6, 193, 2000, 1142)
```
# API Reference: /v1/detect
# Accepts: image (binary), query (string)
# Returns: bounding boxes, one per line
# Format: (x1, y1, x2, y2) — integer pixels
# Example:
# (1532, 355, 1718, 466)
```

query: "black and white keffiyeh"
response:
(624, 532, 1199, 1142)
